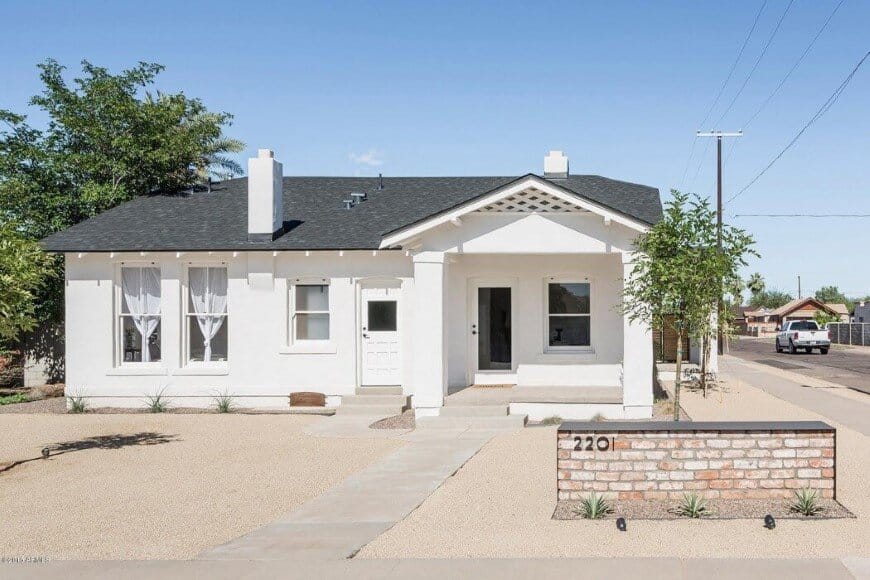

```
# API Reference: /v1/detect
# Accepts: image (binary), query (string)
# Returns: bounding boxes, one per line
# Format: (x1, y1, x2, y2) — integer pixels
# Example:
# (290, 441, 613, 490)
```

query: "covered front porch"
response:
(410, 250, 653, 420)
(383, 174, 655, 420)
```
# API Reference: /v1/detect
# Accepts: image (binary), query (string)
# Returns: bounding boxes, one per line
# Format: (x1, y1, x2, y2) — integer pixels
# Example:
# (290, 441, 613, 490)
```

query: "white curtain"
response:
(121, 267, 161, 362)
(189, 267, 228, 362)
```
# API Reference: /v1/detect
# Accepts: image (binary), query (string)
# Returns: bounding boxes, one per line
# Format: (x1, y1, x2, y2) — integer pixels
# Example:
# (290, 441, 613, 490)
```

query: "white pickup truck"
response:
(775, 320, 831, 355)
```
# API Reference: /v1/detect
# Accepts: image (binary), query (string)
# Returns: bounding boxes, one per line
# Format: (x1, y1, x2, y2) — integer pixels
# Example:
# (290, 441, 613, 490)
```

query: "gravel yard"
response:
(0, 414, 402, 559)
(358, 360, 870, 559)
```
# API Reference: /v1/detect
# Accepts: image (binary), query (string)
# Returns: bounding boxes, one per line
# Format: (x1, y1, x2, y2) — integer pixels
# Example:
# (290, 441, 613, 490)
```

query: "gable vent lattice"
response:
(476, 188, 585, 213)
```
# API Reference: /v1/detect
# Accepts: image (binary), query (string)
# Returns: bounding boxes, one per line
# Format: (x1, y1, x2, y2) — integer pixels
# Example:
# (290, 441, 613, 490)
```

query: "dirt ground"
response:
(0, 414, 402, 559)
(358, 362, 870, 559)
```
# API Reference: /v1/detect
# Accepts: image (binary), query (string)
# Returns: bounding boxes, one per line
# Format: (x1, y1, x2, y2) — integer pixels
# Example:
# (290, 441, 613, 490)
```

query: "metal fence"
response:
(827, 323, 870, 346)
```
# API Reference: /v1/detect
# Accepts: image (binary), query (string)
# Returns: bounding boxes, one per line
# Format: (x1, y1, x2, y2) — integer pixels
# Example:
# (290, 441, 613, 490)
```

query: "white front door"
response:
(361, 287, 401, 386)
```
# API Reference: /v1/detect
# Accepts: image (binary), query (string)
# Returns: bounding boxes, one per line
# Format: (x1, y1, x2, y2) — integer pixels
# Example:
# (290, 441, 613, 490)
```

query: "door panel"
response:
(361, 287, 401, 385)
(475, 287, 512, 371)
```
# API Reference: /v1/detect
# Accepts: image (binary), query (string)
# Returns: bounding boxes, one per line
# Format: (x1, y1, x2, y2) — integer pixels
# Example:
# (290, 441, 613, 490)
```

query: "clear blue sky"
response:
(2, 1, 868, 300)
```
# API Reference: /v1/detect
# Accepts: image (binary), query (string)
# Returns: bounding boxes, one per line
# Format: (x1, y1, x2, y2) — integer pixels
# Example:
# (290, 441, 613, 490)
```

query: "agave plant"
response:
(789, 488, 823, 516)
(677, 493, 709, 518)
(213, 391, 235, 414)
(573, 492, 613, 519)
(144, 388, 170, 413)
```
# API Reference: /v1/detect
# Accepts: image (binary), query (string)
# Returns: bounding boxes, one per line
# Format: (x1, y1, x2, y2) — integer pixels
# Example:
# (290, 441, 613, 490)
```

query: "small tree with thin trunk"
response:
(622, 191, 757, 419)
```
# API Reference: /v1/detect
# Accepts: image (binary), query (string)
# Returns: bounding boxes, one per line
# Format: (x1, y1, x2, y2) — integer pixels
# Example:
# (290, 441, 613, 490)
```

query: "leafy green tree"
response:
(0, 59, 244, 329)
(814, 285, 852, 313)
(748, 289, 793, 310)
(622, 191, 757, 417)
(0, 223, 49, 344)
(813, 309, 839, 327)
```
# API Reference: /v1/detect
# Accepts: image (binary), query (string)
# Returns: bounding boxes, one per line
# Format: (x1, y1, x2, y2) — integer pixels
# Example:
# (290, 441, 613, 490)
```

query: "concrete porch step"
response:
(509, 386, 623, 404)
(355, 386, 403, 395)
(341, 394, 409, 406)
(334, 404, 405, 417)
(416, 414, 527, 431)
(438, 405, 509, 417)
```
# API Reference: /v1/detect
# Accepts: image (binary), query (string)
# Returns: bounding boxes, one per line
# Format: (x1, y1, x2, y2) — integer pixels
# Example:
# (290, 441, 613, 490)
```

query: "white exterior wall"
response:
(64, 251, 413, 408)
(63, 208, 653, 418)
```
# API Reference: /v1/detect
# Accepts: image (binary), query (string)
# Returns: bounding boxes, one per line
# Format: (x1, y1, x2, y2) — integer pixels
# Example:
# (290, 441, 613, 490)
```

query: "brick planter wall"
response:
(557, 421, 835, 501)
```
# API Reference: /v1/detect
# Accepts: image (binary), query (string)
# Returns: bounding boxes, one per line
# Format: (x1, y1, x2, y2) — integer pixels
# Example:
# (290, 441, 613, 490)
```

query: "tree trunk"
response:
(673, 325, 683, 422)
(700, 335, 708, 398)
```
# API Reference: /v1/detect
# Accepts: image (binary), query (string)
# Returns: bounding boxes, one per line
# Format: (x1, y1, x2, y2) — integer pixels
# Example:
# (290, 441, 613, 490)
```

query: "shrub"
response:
(144, 389, 169, 413)
(573, 492, 613, 519)
(213, 392, 235, 413)
(540, 415, 562, 426)
(0, 393, 28, 405)
(789, 488, 823, 516)
(677, 493, 709, 518)
(591, 412, 607, 422)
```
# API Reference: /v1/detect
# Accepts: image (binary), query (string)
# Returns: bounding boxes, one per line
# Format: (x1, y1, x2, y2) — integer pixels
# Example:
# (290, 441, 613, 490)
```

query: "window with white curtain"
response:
(546, 281, 591, 349)
(187, 266, 228, 362)
(291, 283, 330, 341)
(119, 266, 162, 363)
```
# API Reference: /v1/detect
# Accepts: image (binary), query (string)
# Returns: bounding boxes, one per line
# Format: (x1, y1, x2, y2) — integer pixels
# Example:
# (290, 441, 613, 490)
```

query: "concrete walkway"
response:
(198, 420, 497, 561)
(721, 356, 870, 436)
(5, 557, 866, 579)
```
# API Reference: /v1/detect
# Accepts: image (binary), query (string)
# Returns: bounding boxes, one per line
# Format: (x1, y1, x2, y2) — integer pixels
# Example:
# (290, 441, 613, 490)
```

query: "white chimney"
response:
(247, 149, 284, 241)
(543, 150, 569, 179)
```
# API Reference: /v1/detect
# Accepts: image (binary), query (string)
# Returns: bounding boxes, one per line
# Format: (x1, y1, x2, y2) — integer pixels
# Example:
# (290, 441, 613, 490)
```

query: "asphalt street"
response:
(727, 336, 870, 395)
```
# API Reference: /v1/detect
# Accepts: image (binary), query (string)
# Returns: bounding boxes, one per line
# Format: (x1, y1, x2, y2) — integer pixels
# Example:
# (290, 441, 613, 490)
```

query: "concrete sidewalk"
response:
(198, 424, 497, 561)
(4, 557, 865, 579)
(721, 356, 870, 436)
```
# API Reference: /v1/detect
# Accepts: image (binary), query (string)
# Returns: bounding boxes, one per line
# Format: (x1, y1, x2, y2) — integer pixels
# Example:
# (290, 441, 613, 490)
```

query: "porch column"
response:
(411, 251, 448, 416)
(622, 252, 653, 418)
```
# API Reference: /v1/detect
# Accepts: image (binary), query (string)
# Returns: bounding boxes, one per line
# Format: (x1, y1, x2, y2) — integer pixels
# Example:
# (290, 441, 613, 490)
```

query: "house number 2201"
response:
(574, 435, 615, 452)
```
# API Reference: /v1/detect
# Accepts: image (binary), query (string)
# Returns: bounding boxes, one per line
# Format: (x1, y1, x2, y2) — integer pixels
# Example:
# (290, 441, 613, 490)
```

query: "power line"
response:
(734, 213, 870, 218)
(678, 0, 768, 188)
(726, 50, 870, 205)
(714, 0, 795, 128)
(743, 0, 846, 129)
(723, 1, 845, 173)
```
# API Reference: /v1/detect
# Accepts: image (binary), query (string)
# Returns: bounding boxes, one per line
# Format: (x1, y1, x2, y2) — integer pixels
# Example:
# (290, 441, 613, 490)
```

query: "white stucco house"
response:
(41, 150, 662, 420)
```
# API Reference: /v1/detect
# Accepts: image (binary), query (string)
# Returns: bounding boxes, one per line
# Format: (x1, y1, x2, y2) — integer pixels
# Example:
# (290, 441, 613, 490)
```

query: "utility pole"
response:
(697, 130, 743, 356)
(798, 275, 801, 299)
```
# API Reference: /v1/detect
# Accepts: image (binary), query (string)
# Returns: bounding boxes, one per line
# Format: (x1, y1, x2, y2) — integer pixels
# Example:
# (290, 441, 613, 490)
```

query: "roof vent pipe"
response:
(351, 191, 367, 203)
(343, 199, 354, 210)
(378, 173, 384, 190)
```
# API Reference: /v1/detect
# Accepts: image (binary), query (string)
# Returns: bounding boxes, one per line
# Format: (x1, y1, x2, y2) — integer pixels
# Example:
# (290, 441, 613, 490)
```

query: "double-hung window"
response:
(119, 265, 162, 363)
(291, 282, 330, 341)
(546, 280, 591, 349)
(187, 266, 229, 362)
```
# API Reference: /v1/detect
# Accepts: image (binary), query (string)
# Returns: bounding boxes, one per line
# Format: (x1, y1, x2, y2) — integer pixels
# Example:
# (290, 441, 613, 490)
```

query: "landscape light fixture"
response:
(41, 447, 50, 459)
(764, 514, 776, 530)
(616, 517, 627, 532)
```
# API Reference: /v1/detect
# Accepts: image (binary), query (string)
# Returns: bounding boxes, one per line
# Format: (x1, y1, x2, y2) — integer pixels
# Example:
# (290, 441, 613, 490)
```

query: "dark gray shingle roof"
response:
(40, 174, 661, 252)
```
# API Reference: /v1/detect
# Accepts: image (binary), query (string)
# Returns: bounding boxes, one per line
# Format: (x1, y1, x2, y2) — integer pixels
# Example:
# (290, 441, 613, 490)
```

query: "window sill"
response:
(106, 366, 169, 376)
(172, 364, 229, 376)
(279, 342, 337, 355)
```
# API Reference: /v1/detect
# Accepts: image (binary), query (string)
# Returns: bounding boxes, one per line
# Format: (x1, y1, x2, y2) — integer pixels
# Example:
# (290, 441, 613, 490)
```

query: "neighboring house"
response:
(40, 150, 662, 419)
(745, 298, 847, 335)
(854, 301, 870, 323)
